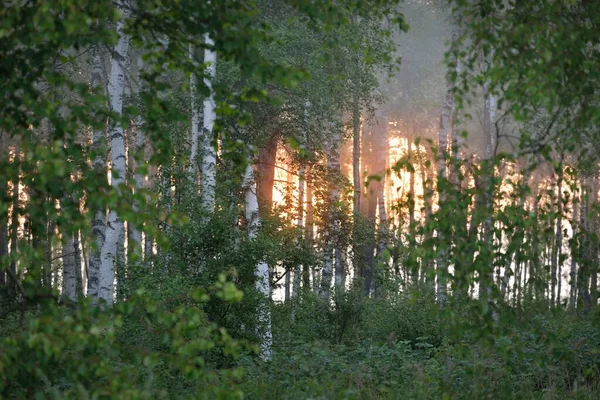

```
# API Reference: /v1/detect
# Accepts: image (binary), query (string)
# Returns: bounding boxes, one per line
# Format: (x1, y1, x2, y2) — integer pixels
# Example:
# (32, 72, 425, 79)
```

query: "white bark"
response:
(201, 35, 217, 213)
(372, 109, 388, 295)
(437, 28, 460, 304)
(479, 47, 496, 310)
(87, 46, 106, 301)
(62, 234, 77, 301)
(129, 116, 143, 257)
(129, 54, 146, 257)
(243, 163, 272, 361)
(322, 122, 342, 299)
(570, 184, 579, 308)
(436, 71, 454, 306)
(99, 2, 130, 306)
(293, 101, 310, 297)
(293, 162, 305, 297)
(189, 45, 200, 176)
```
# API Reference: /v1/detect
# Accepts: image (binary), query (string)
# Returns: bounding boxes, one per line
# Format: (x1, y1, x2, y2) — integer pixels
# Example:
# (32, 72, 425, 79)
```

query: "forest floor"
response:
(239, 292, 600, 399)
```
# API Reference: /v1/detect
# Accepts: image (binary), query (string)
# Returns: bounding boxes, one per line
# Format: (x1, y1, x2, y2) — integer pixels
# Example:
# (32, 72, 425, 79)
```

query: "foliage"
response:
(241, 295, 600, 399)
(0, 278, 248, 399)
(2, 0, 600, 398)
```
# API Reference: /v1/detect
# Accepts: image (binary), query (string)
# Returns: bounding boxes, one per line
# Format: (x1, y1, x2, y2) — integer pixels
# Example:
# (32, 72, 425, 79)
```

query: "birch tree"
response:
(243, 162, 272, 361)
(189, 45, 201, 177)
(435, 30, 456, 305)
(62, 233, 77, 302)
(87, 46, 107, 300)
(98, 2, 130, 306)
(201, 35, 217, 214)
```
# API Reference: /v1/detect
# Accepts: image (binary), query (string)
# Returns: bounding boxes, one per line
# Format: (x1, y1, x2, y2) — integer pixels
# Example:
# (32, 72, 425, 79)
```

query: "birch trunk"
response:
(74, 230, 83, 298)
(0, 142, 9, 287)
(416, 143, 434, 288)
(589, 174, 598, 308)
(87, 46, 107, 301)
(569, 182, 579, 308)
(478, 54, 496, 304)
(408, 136, 418, 285)
(578, 178, 591, 311)
(127, 53, 146, 259)
(352, 95, 361, 215)
(257, 139, 277, 213)
(62, 234, 77, 301)
(372, 110, 388, 296)
(361, 122, 377, 295)
(99, 3, 130, 306)
(189, 45, 201, 176)
(9, 142, 20, 291)
(305, 177, 314, 291)
(293, 161, 305, 297)
(144, 166, 156, 261)
(243, 163, 272, 361)
(293, 113, 308, 297)
(550, 158, 564, 307)
(81, 235, 89, 292)
(330, 123, 343, 296)
(351, 97, 362, 286)
(130, 117, 144, 258)
(501, 157, 533, 298)
(201, 34, 217, 213)
(436, 62, 454, 306)
(527, 173, 540, 301)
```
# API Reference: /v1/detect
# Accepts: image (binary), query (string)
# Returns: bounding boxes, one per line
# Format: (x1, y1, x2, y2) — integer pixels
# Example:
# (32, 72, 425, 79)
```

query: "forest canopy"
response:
(1, 0, 599, 398)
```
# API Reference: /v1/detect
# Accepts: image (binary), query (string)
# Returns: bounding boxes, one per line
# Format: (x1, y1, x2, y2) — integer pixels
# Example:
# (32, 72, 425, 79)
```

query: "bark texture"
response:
(201, 34, 217, 213)
(99, 3, 130, 306)
(244, 163, 272, 361)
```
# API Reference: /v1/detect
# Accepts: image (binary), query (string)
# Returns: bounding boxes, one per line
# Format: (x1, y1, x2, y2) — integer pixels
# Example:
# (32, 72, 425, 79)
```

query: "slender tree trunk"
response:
(189, 45, 201, 176)
(375, 179, 387, 297)
(578, 178, 591, 311)
(284, 169, 295, 301)
(436, 61, 455, 306)
(144, 168, 155, 262)
(570, 180, 579, 308)
(243, 163, 272, 361)
(62, 233, 77, 302)
(257, 138, 277, 214)
(360, 120, 377, 296)
(322, 233, 333, 299)
(478, 52, 496, 307)
(43, 209, 55, 289)
(293, 160, 305, 298)
(128, 118, 143, 260)
(551, 158, 564, 307)
(351, 95, 363, 285)
(589, 174, 598, 308)
(201, 34, 217, 214)
(99, 4, 130, 306)
(304, 176, 313, 291)
(0, 161, 9, 287)
(372, 109, 388, 296)
(416, 142, 434, 289)
(81, 235, 89, 292)
(528, 173, 540, 301)
(9, 142, 20, 292)
(74, 230, 83, 298)
(293, 101, 310, 296)
(501, 158, 532, 298)
(407, 133, 418, 285)
(334, 247, 344, 291)
(87, 46, 107, 302)
(323, 123, 342, 299)
(353, 95, 361, 215)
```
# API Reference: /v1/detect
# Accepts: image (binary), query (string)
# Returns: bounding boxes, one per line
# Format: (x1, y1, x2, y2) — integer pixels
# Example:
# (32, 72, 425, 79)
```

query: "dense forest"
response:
(1, 0, 600, 398)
